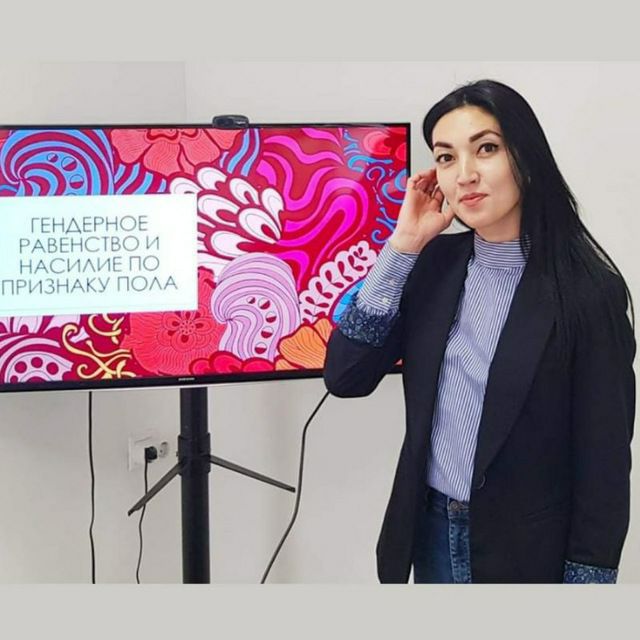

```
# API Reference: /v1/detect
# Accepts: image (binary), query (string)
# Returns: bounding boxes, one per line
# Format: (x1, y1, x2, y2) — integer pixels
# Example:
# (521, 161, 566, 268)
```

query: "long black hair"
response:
(422, 79, 634, 360)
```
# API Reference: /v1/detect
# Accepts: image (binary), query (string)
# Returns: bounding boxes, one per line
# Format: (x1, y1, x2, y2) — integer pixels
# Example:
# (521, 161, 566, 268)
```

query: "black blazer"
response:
(323, 230, 636, 583)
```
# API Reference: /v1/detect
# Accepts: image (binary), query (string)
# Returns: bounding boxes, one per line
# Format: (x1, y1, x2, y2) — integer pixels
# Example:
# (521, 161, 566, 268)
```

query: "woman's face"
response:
(431, 105, 522, 242)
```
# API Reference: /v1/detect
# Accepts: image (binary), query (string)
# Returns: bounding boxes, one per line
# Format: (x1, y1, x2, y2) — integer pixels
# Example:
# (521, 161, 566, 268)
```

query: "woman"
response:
(323, 79, 636, 583)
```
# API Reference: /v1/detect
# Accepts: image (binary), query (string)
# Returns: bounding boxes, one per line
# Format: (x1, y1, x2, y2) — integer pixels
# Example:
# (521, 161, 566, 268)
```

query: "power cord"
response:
(136, 446, 158, 584)
(260, 389, 331, 583)
(88, 391, 96, 584)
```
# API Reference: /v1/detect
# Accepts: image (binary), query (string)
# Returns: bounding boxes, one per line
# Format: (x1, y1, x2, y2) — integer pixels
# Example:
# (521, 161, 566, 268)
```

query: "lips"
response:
(460, 193, 487, 204)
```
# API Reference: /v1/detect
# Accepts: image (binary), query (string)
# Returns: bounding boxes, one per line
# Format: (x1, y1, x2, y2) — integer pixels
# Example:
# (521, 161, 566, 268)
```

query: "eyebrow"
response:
(433, 129, 502, 149)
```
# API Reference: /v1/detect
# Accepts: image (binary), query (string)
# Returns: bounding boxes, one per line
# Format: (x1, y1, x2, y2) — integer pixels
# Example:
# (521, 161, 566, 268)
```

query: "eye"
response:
(479, 142, 499, 154)
(435, 153, 453, 164)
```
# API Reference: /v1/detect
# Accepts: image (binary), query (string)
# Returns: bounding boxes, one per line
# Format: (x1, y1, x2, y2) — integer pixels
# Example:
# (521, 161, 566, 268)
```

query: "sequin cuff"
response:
(337, 294, 399, 347)
(563, 560, 618, 584)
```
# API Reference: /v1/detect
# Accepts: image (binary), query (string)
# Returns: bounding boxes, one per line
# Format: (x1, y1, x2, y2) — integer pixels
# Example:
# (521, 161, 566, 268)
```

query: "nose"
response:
(456, 156, 479, 186)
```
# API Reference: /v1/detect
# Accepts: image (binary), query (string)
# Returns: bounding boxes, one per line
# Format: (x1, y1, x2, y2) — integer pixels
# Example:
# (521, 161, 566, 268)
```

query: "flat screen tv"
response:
(0, 122, 409, 392)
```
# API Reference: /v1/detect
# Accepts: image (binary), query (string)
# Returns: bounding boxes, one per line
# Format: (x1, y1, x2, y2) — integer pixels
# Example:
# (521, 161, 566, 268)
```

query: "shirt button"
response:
(389, 278, 396, 285)
(381, 297, 389, 304)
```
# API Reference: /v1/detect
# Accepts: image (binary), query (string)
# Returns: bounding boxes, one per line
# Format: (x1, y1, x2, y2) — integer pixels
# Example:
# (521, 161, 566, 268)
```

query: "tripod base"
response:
(128, 454, 295, 516)
(127, 387, 295, 583)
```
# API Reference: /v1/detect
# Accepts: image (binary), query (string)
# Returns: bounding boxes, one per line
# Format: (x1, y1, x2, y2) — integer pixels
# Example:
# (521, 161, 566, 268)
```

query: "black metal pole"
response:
(179, 386, 211, 583)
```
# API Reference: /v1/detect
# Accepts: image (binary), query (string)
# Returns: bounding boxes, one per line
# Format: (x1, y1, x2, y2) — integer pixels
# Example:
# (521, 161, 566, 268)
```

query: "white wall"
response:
(0, 62, 638, 583)
(0, 63, 187, 583)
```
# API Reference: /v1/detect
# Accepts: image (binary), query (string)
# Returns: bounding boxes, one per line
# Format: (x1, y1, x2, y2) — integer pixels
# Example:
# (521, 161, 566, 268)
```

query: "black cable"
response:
(136, 459, 150, 584)
(88, 391, 96, 584)
(260, 389, 331, 584)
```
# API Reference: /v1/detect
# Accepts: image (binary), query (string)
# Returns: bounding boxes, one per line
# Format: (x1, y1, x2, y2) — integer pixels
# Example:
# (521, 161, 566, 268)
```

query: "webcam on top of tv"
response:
(211, 114, 250, 129)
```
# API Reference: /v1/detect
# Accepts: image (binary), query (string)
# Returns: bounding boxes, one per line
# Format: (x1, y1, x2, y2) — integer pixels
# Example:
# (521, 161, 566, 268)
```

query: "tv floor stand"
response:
(128, 386, 295, 583)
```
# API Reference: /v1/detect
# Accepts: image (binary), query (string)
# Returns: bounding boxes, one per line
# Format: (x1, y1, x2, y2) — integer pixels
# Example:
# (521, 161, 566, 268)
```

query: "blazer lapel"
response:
(471, 262, 556, 488)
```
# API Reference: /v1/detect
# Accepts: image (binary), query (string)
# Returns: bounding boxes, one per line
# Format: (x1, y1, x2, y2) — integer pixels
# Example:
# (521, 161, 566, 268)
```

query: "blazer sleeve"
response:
(323, 243, 420, 398)
(323, 294, 405, 398)
(564, 273, 636, 582)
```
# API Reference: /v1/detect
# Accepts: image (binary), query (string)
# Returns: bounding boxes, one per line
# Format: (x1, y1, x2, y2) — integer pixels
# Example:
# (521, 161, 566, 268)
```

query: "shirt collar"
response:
(472, 232, 528, 269)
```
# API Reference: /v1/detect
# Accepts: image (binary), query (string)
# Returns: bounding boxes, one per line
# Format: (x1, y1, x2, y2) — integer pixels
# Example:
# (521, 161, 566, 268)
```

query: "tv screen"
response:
(0, 122, 409, 392)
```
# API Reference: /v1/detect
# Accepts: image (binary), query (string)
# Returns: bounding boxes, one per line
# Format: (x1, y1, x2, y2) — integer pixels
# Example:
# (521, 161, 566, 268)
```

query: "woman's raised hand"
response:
(388, 168, 455, 254)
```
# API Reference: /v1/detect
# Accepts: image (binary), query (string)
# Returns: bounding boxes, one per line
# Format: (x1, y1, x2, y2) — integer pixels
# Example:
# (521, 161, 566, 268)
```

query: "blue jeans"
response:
(412, 487, 472, 583)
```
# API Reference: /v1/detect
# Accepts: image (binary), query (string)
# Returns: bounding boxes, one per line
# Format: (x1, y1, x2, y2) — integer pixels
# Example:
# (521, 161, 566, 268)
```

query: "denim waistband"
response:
(426, 486, 469, 516)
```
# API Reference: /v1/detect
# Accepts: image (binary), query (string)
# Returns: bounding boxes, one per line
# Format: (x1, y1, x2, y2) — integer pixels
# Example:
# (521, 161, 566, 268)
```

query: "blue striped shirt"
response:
(353, 233, 527, 502)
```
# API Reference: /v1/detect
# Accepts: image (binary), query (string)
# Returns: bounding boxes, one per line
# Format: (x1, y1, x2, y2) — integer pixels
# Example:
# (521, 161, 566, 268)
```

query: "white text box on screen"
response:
(0, 193, 198, 317)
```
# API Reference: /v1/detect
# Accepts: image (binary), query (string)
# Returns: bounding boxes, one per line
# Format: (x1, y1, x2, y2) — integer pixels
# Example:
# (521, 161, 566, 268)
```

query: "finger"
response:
(424, 186, 444, 212)
(424, 172, 439, 193)
(414, 176, 430, 192)
(427, 179, 440, 197)
(409, 177, 429, 195)
(408, 174, 428, 190)
(431, 187, 445, 209)
(409, 168, 436, 184)
(420, 171, 439, 190)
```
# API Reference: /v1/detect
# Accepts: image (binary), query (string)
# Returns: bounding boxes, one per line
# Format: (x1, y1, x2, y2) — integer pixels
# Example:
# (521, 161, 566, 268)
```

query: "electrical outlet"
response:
(128, 432, 170, 471)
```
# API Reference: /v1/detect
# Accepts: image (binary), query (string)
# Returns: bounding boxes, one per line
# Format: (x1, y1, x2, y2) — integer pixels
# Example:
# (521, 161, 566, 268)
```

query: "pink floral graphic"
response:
(360, 127, 407, 163)
(171, 167, 285, 280)
(0, 315, 88, 383)
(191, 351, 275, 375)
(121, 269, 225, 375)
(111, 128, 241, 177)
